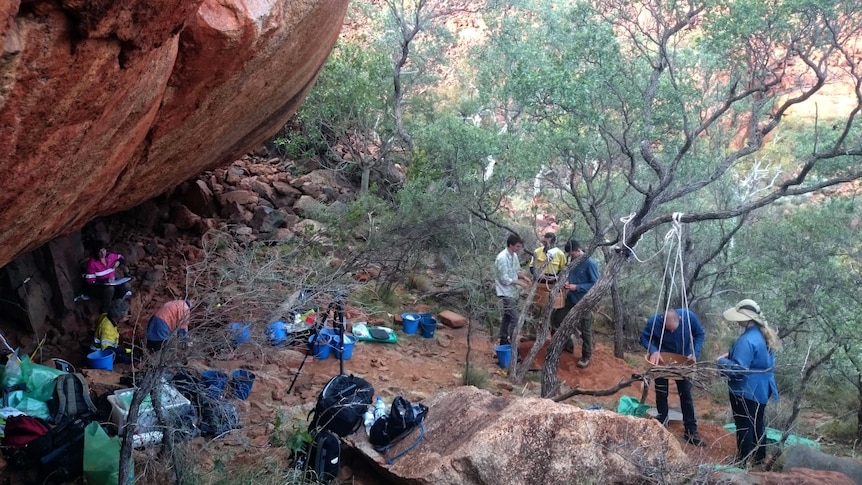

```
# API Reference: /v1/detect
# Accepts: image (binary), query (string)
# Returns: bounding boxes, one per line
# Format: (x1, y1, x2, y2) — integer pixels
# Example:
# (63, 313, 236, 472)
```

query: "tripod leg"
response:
(287, 349, 311, 394)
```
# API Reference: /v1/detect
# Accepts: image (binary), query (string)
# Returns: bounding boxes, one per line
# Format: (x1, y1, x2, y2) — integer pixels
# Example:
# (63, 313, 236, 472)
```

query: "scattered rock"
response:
(249, 206, 289, 233)
(438, 310, 467, 328)
(170, 204, 201, 231)
(293, 195, 326, 219)
(184, 180, 217, 218)
(221, 190, 258, 206)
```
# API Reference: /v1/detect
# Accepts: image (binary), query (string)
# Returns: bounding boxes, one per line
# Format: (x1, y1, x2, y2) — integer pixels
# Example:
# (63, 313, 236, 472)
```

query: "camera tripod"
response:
(287, 292, 348, 394)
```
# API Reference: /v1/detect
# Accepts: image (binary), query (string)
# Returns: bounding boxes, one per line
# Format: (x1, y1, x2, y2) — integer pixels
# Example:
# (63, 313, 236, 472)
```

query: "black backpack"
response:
(309, 374, 374, 437)
(47, 373, 97, 425)
(170, 370, 238, 438)
(2, 416, 87, 484)
(295, 429, 341, 483)
(369, 396, 428, 457)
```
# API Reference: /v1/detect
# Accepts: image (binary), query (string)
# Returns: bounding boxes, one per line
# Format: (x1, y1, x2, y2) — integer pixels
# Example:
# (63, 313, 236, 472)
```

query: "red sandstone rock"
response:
(748, 468, 856, 485)
(438, 310, 467, 328)
(0, 0, 350, 267)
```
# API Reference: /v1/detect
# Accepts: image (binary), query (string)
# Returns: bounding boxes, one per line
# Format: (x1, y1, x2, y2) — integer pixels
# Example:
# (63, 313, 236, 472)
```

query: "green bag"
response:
(1, 355, 23, 390)
(21, 358, 65, 402)
(84, 422, 132, 485)
(616, 395, 650, 417)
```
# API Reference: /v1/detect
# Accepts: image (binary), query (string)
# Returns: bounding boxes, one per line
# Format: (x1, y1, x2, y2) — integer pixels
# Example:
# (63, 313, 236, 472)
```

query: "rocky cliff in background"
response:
(0, 0, 349, 269)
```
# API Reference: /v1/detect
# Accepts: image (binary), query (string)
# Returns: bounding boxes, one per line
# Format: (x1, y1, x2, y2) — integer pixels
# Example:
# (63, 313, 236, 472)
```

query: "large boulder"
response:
(783, 445, 862, 484)
(0, 0, 349, 268)
(351, 386, 693, 485)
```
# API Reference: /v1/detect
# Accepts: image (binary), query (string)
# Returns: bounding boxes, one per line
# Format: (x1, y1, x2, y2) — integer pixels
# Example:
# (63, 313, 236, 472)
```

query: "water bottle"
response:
(373, 396, 386, 421)
(363, 408, 375, 435)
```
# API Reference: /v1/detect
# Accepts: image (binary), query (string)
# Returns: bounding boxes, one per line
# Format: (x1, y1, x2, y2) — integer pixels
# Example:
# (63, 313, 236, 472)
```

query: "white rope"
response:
(646, 212, 694, 362)
(620, 213, 672, 263)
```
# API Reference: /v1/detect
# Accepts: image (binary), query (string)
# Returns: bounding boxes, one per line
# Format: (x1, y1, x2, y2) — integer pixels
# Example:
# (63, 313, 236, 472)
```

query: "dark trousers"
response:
(655, 378, 697, 435)
(551, 299, 593, 359)
(105, 346, 132, 364)
(85, 282, 131, 313)
(729, 392, 767, 465)
(146, 339, 165, 352)
(498, 296, 518, 345)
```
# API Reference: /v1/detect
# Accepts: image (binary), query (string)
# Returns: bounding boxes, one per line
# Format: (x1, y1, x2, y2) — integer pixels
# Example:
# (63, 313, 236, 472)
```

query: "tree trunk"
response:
(610, 273, 624, 358)
(360, 166, 371, 194)
(857, 373, 862, 443)
(119, 366, 165, 485)
(542, 253, 626, 396)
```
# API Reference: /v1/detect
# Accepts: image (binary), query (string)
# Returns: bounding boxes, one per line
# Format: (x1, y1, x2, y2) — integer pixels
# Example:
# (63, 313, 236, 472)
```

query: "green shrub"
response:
(270, 408, 312, 454)
(463, 363, 490, 388)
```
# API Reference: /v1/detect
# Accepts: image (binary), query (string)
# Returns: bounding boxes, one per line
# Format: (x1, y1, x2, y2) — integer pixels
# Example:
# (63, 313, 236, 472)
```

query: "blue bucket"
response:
(495, 344, 512, 368)
(330, 334, 356, 360)
(87, 349, 114, 370)
(201, 370, 229, 399)
(267, 321, 288, 347)
(308, 333, 331, 359)
(227, 322, 251, 344)
(230, 369, 256, 400)
(419, 315, 437, 338)
(401, 313, 420, 334)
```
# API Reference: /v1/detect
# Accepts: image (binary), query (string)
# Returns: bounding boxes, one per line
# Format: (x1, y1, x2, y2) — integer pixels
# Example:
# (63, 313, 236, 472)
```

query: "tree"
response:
(726, 197, 862, 442)
(280, 1, 463, 195)
(465, 0, 862, 396)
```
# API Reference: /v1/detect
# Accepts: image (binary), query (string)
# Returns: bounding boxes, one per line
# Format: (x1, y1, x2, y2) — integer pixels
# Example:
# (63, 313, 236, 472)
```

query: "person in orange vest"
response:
(146, 299, 193, 351)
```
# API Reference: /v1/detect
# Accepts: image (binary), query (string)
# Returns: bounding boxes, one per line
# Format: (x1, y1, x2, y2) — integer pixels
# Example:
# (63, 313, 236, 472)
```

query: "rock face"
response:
(783, 445, 862, 484)
(351, 386, 693, 485)
(719, 468, 858, 485)
(0, 0, 349, 268)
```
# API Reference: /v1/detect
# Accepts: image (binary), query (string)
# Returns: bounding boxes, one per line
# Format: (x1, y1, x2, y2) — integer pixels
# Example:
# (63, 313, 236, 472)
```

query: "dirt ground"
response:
(4, 300, 742, 483)
(173, 312, 741, 479)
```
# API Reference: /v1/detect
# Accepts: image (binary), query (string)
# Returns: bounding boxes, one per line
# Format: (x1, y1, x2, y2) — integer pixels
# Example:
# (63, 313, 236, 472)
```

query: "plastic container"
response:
(419, 315, 437, 338)
(267, 321, 288, 347)
(330, 334, 356, 360)
(109, 384, 191, 432)
(495, 344, 512, 368)
(227, 323, 251, 344)
(308, 333, 331, 359)
(230, 369, 256, 400)
(201, 370, 229, 399)
(87, 349, 114, 370)
(401, 313, 420, 334)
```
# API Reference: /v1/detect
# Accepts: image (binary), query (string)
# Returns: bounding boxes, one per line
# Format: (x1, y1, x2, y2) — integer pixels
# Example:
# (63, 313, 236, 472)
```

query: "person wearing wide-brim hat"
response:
(717, 299, 780, 467)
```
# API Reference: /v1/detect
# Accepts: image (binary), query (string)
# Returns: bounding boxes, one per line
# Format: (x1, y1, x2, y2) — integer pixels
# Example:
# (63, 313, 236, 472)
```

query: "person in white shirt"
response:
(495, 234, 530, 346)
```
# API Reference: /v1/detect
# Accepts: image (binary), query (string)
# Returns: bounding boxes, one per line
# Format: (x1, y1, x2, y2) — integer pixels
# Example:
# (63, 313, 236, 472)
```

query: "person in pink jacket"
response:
(83, 241, 131, 312)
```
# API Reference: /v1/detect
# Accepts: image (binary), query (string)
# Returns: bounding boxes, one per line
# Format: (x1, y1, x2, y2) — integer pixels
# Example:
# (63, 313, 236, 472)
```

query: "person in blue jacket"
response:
(717, 299, 780, 466)
(552, 240, 599, 368)
(641, 307, 706, 446)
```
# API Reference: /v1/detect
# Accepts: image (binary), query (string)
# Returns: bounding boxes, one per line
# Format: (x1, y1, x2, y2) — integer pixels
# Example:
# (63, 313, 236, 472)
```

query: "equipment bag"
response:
(2, 416, 87, 484)
(369, 396, 428, 453)
(47, 373, 97, 425)
(295, 428, 341, 483)
(309, 374, 373, 437)
(1, 415, 49, 451)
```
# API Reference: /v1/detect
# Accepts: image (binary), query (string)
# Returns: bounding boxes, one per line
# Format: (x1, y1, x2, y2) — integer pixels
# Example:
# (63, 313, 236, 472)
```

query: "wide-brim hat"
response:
(723, 299, 766, 325)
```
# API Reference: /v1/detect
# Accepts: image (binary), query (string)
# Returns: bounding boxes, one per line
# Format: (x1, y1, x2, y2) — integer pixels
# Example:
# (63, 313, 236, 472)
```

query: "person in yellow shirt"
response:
(529, 233, 566, 282)
(92, 300, 132, 364)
